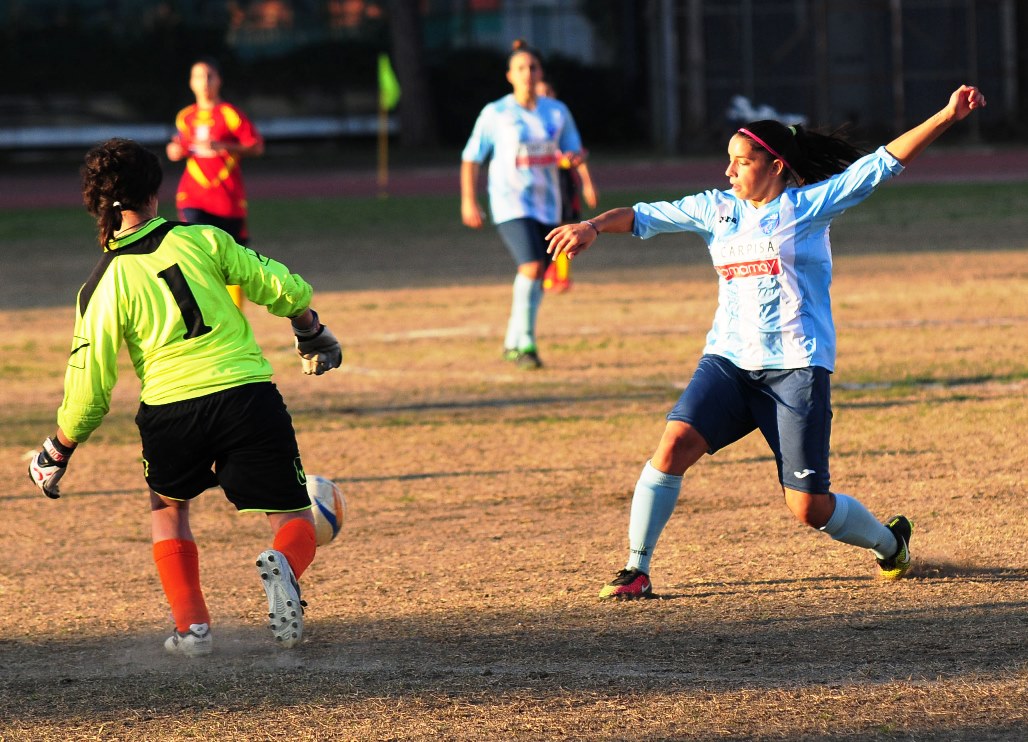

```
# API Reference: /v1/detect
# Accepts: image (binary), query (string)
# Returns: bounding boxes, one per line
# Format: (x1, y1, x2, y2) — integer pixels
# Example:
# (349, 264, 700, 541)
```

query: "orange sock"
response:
(153, 539, 211, 632)
(273, 519, 317, 578)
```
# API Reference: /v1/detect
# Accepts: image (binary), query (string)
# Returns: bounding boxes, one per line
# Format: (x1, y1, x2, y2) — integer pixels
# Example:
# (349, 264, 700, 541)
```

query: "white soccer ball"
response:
(306, 475, 346, 546)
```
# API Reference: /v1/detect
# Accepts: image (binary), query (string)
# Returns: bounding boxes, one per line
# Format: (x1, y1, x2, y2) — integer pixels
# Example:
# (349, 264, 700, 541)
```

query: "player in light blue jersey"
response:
(547, 85, 986, 599)
(461, 39, 585, 369)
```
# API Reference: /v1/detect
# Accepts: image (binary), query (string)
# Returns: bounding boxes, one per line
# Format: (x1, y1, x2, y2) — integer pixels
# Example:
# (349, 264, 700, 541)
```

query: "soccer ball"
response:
(306, 475, 346, 546)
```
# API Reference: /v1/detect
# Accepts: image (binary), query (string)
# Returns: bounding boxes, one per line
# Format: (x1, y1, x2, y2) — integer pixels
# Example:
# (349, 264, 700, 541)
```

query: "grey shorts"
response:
(667, 354, 833, 493)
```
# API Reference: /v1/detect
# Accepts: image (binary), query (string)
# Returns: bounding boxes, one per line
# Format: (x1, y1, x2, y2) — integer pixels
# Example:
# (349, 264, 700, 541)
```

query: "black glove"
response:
(28, 435, 75, 499)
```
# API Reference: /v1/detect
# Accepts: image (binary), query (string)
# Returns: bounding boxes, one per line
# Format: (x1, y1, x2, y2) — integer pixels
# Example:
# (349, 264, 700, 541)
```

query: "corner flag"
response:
(378, 54, 401, 111)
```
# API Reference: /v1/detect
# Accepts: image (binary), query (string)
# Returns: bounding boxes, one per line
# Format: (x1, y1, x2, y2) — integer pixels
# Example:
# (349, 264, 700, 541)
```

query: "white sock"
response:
(626, 462, 682, 574)
(505, 274, 535, 350)
(523, 278, 543, 351)
(820, 493, 898, 559)
(504, 312, 519, 351)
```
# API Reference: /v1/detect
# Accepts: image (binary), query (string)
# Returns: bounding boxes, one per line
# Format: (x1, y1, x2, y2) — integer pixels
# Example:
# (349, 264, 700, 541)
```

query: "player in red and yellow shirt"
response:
(167, 58, 264, 309)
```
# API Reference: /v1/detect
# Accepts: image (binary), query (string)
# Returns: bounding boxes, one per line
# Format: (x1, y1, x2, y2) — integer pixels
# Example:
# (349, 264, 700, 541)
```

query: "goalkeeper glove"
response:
(293, 309, 343, 376)
(28, 435, 75, 499)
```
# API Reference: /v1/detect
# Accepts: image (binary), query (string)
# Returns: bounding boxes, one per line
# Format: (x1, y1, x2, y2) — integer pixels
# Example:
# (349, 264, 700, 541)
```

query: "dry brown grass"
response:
(1, 251, 1026, 741)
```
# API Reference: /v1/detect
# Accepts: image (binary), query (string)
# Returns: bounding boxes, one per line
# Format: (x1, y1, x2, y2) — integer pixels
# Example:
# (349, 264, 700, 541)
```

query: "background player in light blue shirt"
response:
(547, 85, 986, 599)
(461, 39, 585, 369)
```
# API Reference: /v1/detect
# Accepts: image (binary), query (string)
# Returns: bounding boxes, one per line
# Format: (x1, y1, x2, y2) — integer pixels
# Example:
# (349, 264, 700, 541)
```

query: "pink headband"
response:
(738, 127, 799, 182)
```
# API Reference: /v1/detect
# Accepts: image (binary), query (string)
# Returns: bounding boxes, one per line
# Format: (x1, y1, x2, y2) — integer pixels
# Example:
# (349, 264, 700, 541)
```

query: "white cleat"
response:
(255, 549, 305, 648)
(164, 622, 213, 658)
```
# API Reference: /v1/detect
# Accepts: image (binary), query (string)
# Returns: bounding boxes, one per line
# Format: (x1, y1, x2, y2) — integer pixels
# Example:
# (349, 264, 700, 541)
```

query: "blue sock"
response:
(626, 462, 682, 574)
(820, 493, 897, 559)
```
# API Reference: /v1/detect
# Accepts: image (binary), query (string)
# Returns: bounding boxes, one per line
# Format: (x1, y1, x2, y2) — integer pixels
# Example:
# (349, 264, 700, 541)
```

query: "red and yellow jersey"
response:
(172, 102, 263, 218)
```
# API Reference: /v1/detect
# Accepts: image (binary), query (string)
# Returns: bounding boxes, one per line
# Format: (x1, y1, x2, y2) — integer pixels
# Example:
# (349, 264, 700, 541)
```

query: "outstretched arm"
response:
(885, 85, 986, 166)
(546, 206, 636, 260)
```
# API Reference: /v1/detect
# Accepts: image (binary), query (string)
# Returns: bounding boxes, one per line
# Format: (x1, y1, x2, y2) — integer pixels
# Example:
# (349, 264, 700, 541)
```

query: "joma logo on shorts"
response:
(715, 258, 782, 281)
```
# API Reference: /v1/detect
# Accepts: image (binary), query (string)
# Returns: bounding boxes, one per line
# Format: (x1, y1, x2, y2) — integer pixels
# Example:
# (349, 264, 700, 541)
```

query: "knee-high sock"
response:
(505, 274, 540, 351)
(524, 277, 543, 350)
(273, 518, 317, 578)
(626, 461, 683, 574)
(154, 539, 210, 632)
(820, 493, 898, 559)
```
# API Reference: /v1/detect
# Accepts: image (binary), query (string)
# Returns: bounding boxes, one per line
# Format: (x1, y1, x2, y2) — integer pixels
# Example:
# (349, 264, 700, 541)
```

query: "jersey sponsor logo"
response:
(715, 239, 776, 260)
(715, 257, 782, 281)
(515, 141, 558, 169)
(515, 153, 559, 168)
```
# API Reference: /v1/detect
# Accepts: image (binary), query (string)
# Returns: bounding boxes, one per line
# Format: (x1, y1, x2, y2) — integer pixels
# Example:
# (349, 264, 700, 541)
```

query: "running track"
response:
(2, 148, 1026, 211)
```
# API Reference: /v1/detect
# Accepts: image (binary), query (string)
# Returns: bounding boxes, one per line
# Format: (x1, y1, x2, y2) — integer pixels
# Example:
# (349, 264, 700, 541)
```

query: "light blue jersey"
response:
(462, 94, 583, 226)
(633, 146, 903, 371)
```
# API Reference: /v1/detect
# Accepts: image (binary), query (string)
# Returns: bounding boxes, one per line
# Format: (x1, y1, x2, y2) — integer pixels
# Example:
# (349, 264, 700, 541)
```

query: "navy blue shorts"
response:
(181, 208, 248, 245)
(136, 382, 310, 512)
(667, 354, 833, 494)
(496, 218, 556, 268)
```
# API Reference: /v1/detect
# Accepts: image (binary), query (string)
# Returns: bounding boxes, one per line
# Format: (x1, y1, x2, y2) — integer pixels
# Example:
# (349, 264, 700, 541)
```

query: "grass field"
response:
(1, 179, 1027, 740)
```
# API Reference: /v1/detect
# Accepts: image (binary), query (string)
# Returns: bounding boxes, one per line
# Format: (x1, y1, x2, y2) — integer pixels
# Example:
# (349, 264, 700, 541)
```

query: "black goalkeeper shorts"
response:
(136, 382, 310, 513)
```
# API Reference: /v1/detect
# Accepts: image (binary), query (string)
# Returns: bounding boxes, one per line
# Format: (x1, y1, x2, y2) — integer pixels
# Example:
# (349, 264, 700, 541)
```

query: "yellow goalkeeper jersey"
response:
(58, 218, 313, 442)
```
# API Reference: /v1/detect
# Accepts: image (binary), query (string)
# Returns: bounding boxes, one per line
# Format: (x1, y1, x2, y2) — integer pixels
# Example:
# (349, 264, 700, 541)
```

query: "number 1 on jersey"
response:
(158, 264, 213, 339)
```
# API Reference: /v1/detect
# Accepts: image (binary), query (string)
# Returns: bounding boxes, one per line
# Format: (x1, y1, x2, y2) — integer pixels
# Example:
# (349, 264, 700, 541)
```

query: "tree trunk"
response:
(386, 0, 438, 148)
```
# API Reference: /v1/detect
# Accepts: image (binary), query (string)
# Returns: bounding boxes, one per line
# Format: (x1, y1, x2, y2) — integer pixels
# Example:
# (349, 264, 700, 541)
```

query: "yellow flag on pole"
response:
(378, 54, 401, 111)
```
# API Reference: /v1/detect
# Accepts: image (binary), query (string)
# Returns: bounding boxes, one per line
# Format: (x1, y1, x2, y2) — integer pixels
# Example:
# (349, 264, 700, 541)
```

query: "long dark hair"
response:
(738, 121, 867, 186)
(81, 138, 162, 247)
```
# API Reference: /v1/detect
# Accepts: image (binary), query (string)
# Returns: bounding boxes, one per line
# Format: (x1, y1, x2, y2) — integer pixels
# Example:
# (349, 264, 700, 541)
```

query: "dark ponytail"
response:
(81, 138, 162, 247)
(738, 120, 867, 186)
(792, 125, 867, 184)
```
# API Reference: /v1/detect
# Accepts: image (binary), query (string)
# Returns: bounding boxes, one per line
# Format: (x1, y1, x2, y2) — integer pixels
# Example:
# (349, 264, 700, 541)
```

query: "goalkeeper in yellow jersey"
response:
(27, 138, 342, 657)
